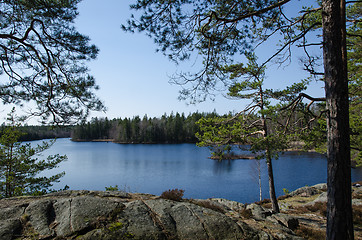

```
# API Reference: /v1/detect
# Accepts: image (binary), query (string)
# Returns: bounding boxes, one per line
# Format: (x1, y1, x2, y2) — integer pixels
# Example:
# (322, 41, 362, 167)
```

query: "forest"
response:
(71, 112, 220, 144)
(0, 0, 358, 238)
(0, 124, 72, 142)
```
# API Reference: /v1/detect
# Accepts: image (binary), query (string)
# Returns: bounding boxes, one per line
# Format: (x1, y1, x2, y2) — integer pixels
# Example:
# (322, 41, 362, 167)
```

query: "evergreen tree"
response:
(124, 1, 354, 237)
(347, 2, 361, 166)
(71, 112, 214, 144)
(0, 110, 66, 198)
(0, 0, 104, 124)
(197, 55, 308, 213)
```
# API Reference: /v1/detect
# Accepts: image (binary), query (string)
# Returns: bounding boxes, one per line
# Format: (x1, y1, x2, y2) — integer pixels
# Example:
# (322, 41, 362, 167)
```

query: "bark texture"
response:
(322, 0, 353, 239)
(266, 156, 280, 213)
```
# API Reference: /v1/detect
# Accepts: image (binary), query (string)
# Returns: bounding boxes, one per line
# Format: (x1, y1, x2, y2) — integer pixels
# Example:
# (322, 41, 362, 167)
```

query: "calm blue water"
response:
(41, 138, 362, 203)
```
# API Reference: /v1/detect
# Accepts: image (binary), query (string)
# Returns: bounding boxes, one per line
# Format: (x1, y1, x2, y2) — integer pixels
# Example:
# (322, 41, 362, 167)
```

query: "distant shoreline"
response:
(210, 154, 255, 160)
(68, 138, 361, 168)
(71, 138, 196, 144)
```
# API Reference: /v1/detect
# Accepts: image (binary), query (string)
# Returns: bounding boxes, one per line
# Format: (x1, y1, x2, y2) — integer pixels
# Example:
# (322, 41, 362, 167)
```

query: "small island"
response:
(210, 154, 255, 160)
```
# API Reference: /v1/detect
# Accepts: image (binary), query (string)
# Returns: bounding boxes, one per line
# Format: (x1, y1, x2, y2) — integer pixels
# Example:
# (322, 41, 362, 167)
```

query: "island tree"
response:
(124, 0, 354, 238)
(196, 55, 312, 213)
(0, 0, 104, 124)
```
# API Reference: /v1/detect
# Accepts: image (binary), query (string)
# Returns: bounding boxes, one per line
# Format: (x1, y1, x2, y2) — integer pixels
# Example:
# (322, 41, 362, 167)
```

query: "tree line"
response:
(0, 0, 359, 238)
(71, 112, 220, 143)
(0, 124, 72, 142)
(18, 126, 72, 141)
(124, 1, 360, 238)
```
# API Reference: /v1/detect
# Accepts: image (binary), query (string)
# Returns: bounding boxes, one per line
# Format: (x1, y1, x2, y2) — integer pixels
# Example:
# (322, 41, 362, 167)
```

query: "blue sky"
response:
(74, 0, 324, 121)
(75, 0, 249, 120)
(1, 0, 325, 123)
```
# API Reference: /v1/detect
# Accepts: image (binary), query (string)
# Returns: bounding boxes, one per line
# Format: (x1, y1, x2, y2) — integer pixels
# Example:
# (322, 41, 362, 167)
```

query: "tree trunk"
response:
(259, 86, 279, 213)
(266, 152, 279, 213)
(322, 0, 353, 239)
(258, 162, 262, 202)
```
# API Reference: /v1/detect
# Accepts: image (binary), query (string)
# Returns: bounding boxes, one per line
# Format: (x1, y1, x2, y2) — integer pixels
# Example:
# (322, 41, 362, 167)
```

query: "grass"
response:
(191, 200, 226, 213)
(353, 205, 362, 227)
(289, 202, 327, 217)
(278, 194, 320, 208)
(160, 189, 185, 201)
(294, 225, 326, 240)
(239, 208, 253, 219)
(277, 194, 291, 201)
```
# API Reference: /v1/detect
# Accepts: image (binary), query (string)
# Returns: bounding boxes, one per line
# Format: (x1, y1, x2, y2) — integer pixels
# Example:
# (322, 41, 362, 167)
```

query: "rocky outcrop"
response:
(289, 184, 325, 198)
(0, 190, 265, 240)
(2, 183, 360, 239)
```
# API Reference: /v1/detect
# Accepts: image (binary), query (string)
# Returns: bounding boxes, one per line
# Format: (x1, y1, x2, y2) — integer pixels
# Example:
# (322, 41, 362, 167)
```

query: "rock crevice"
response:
(1, 184, 360, 240)
(0, 191, 262, 239)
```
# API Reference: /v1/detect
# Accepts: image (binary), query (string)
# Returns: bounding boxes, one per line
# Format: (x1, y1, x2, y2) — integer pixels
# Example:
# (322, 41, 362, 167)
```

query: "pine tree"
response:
(0, 110, 66, 197)
(0, 0, 104, 124)
(196, 55, 308, 213)
(124, 1, 354, 237)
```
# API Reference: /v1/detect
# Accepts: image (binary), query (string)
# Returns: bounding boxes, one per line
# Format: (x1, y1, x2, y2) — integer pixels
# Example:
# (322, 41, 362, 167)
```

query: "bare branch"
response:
(346, 33, 362, 38)
(210, 0, 291, 23)
(346, 1, 361, 4)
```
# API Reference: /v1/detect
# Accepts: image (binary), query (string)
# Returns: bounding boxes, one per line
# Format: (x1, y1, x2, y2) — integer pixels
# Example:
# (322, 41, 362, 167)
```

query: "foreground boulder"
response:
(4, 184, 357, 240)
(0, 190, 263, 240)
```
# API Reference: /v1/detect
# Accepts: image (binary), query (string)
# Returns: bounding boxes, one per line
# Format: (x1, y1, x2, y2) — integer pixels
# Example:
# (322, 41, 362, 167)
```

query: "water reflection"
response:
(213, 159, 234, 174)
(41, 139, 362, 203)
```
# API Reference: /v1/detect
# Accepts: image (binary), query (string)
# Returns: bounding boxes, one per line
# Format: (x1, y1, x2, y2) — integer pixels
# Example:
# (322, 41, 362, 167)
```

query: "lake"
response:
(42, 138, 362, 204)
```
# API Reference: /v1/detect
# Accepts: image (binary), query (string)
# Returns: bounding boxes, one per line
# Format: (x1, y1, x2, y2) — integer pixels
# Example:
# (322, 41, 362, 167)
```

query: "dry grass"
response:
(249, 186, 362, 239)
(160, 189, 185, 201)
(278, 195, 320, 208)
(277, 194, 291, 201)
(290, 202, 327, 217)
(192, 200, 226, 213)
(294, 225, 326, 240)
(353, 205, 362, 227)
(239, 208, 253, 219)
(255, 198, 273, 208)
(255, 198, 271, 205)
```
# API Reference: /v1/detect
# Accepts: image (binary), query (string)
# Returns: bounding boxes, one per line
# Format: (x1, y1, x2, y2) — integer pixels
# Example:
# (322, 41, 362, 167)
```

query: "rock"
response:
(91, 190, 130, 198)
(0, 219, 22, 240)
(279, 201, 292, 211)
(53, 196, 123, 237)
(352, 199, 362, 206)
(46, 190, 130, 199)
(0, 203, 28, 240)
(25, 200, 56, 238)
(7, 187, 349, 239)
(265, 214, 304, 240)
(246, 203, 272, 220)
(117, 200, 167, 239)
(208, 198, 245, 212)
(309, 192, 328, 204)
(0, 204, 27, 220)
(312, 183, 327, 191)
(257, 231, 272, 240)
(190, 199, 227, 213)
(289, 185, 322, 197)
(118, 199, 256, 240)
(353, 185, 362, 196)
(268, 213, 299, 230)
(0, 191, 261, 239)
